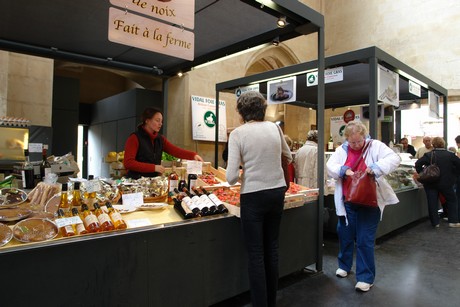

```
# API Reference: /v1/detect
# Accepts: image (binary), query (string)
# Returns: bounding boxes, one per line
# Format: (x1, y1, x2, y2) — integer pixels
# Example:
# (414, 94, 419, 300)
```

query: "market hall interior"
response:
(1, 0, 460, 173)
(1, 1, 460, 306)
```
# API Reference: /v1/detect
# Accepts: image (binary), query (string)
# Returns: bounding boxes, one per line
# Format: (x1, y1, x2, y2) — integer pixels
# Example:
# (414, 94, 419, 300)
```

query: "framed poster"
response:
(267, 76, 296, 104)
(191, 95, 227, 142)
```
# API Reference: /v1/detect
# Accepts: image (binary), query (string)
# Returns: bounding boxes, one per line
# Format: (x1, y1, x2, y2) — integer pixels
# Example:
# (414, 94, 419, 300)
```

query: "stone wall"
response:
(0, 51, 53, 126)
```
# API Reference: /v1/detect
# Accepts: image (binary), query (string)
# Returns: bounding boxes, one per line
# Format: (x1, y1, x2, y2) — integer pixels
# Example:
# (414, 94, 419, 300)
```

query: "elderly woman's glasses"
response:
(348, 138, 364, 146)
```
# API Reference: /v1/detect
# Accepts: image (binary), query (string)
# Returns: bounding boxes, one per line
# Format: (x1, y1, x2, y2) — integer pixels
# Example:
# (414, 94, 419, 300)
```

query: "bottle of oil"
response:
(57, 209, 76, 237)
(93, 203, 115, 231)
(85, 175, 97, 210)
(80, 204, 100, 233)
(58, 183, 71, 216)
(105, 202, 128, 230)
(72, 208, 88, 235)
(71, 181, 82, 212)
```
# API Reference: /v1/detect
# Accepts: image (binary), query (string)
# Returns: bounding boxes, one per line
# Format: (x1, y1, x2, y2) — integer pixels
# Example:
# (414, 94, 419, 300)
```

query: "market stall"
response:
(0, 177, 319, 306)
(215, 46, 448, 245)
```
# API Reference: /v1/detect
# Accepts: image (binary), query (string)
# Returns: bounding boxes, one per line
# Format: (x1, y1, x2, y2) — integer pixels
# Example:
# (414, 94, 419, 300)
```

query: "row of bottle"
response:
(173, 186, 228, 219)
(57, 182, 127, 237)
(167, 162, 198, 203)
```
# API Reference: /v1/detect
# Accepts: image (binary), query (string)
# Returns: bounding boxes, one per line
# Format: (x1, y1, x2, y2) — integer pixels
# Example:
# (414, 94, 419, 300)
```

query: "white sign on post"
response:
(306, 67, 344, 87)
(235, 84, 260, 98)
(377, 64, 399, 107)
(191, 95, 227, 142)
(408, 80, 421, 97)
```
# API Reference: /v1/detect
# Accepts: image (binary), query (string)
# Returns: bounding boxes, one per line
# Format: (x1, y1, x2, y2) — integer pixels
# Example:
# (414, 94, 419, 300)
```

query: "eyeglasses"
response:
(348, 138, 364, 146)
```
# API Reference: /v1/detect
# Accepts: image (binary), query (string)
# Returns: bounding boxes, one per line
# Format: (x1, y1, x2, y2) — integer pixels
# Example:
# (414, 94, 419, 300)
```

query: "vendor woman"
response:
(123, 107, 204, 179)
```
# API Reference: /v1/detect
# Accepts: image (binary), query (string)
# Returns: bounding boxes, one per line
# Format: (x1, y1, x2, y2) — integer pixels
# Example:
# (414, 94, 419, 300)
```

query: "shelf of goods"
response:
(324, 163, 428, 239)
(0, 176, 320, 306)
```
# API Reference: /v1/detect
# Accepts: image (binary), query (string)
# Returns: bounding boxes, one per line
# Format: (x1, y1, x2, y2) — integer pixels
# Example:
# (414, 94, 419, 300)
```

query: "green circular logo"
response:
(308, 74, 316, 84)
(203, 111, 216, 128)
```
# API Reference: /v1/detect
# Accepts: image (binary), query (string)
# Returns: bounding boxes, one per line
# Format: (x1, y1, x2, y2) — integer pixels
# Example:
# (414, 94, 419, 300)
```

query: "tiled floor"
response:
(212, 218, 460, 306)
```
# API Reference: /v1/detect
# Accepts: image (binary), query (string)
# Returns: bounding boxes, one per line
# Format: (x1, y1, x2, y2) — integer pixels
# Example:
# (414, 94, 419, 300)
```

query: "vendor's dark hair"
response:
(236, 91, 267, 122)
(141, 107, 162, 124)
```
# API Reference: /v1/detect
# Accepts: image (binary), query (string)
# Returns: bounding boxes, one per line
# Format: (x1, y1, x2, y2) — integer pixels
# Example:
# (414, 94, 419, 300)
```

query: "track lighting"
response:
(277, 16, 286, 28)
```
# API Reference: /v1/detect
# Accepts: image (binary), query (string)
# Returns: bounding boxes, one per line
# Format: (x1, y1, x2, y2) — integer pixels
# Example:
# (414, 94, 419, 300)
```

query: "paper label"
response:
(122, 192, 144, 207)
(126, 218, 152, 228)
(186, 161, 203, 175)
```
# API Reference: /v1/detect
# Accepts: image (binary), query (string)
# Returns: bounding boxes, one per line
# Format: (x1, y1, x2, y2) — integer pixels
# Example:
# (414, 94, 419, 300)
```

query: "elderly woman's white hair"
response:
(306, 130, 318, 142)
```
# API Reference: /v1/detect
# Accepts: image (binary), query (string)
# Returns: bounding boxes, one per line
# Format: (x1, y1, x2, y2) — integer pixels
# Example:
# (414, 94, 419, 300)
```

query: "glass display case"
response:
(384, 162, 419, 192)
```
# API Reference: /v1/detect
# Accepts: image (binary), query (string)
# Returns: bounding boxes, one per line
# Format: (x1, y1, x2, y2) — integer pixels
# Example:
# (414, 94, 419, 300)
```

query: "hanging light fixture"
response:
(277, 16, 286, 28)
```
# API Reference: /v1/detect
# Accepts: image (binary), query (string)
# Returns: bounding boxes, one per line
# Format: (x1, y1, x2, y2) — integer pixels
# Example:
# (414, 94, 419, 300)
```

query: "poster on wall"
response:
(330, 115, 362, 145)
(267, 76, 296, 104)
(191, 95, 227, 142)
(428, 91, 440, 119)
(377, 64, 399, 107)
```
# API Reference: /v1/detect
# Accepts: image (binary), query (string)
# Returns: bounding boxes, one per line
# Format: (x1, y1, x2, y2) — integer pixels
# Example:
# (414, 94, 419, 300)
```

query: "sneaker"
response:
(434, 224, 440, 228)
(355, 281, 373, 292)
(335, 268, 348, 278)
(449, 223, 460, 228)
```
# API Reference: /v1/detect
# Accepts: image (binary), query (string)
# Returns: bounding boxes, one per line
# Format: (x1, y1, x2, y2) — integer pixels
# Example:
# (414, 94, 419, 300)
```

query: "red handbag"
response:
(343, 141, 378, 207)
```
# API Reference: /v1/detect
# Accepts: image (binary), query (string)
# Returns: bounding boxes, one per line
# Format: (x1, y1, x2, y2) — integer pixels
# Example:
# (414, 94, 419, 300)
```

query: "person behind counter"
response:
(326, 120, 400, 292)
(226, 91, 292, 307)
(295, 130, 320, 188)
(399, 137, 416, 156)
(415, 136, 433, 159)
(123, 107, 203, 179)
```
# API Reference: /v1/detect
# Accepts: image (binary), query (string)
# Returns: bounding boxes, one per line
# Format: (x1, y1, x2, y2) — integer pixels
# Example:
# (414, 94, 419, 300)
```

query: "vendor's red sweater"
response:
(123, 128, 197, 173)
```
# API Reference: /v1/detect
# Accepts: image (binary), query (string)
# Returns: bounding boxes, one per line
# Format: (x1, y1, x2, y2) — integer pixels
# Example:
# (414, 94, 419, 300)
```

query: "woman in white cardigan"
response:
(327, 121, 400, 292)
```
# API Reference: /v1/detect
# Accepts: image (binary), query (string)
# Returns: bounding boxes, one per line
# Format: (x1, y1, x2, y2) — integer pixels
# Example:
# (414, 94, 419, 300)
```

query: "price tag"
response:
(126, 218, 152, 228)
(28, 143, 43, 153)
(85, 180, 101, 193)
(122, 192, 144, 207)
(55, 216, 82, 228)
(186, 161, 203, 175)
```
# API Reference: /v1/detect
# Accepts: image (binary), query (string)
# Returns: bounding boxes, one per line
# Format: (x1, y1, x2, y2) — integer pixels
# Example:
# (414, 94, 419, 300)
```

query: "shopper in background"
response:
(400, 137, 416, 156)
(123, 107, 203, 179)
(455, 135, 460, 158)
(283, 134, 295, 183)
(326, 120, 400, 292)
(415, 136, 433, 159)
(226, 91, 292, 307)
(295, 130, 320, 188)
(455, 136, 460, 222)
(415, 137, 460, 228)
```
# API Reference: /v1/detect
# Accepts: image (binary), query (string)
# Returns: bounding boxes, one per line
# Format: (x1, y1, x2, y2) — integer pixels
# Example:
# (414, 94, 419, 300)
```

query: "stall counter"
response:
(0, 201, 319, 306)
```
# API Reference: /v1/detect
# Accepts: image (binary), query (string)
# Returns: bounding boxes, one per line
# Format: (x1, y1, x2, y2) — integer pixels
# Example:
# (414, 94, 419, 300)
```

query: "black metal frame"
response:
(214, 46, 449, 273)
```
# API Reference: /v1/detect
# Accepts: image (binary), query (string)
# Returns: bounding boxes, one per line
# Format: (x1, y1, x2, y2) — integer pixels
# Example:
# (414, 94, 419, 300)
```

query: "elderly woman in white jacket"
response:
(326, 121, 400, 292)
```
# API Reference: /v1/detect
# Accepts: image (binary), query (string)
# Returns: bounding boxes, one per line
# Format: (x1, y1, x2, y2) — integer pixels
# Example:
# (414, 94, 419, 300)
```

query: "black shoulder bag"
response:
(417, 152, 440, 184)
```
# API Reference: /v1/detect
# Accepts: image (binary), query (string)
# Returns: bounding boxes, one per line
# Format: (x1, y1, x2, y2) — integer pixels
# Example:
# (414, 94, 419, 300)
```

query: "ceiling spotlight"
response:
(272, 37, 280, 46)
(277, 16, 286, 28)
(177, 72, 183, 77)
